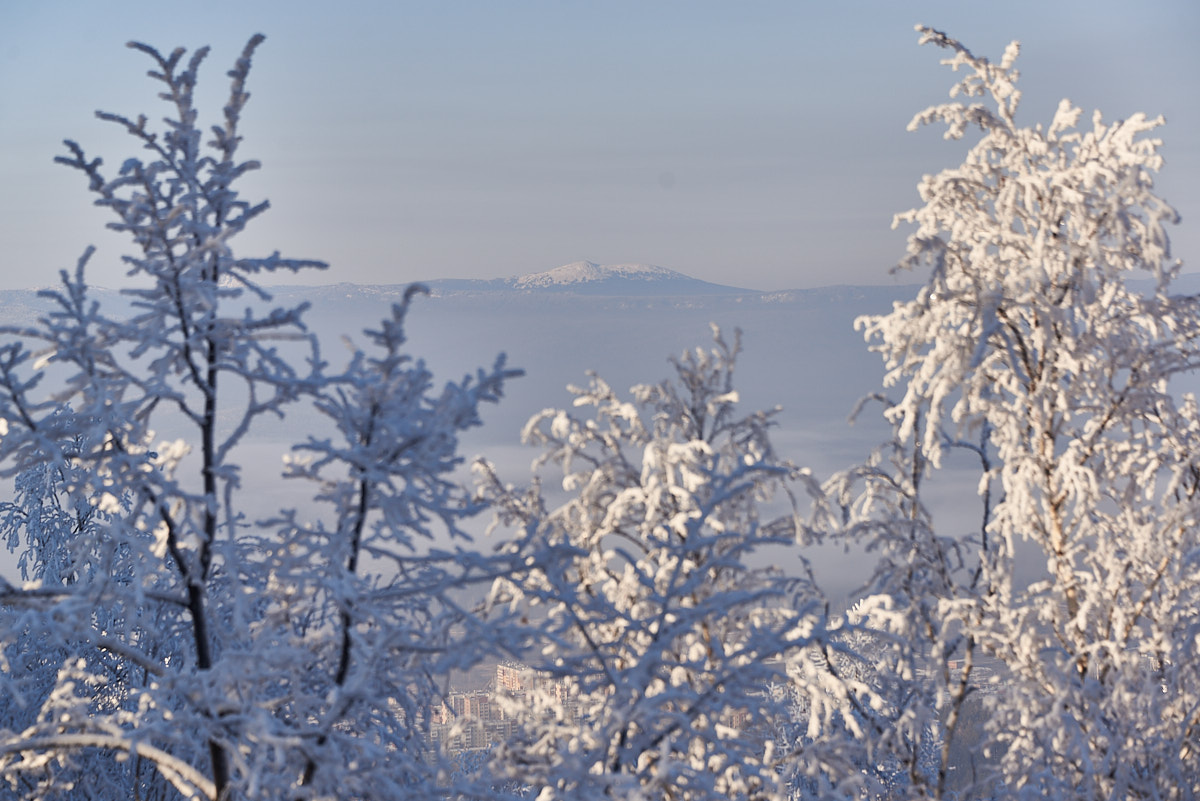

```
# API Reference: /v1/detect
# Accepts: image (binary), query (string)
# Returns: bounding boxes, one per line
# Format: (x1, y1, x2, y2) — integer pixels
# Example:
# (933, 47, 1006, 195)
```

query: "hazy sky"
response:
(2, 1, 1197, 291)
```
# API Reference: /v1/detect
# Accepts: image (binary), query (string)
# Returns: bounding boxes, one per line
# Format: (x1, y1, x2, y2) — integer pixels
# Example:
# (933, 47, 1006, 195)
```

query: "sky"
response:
(1, 1, 1197, 292)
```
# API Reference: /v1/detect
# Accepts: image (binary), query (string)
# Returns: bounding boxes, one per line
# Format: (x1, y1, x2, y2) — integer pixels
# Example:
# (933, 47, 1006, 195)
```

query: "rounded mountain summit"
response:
(505, 261, 754, 296)
(404, 261, 755, 297)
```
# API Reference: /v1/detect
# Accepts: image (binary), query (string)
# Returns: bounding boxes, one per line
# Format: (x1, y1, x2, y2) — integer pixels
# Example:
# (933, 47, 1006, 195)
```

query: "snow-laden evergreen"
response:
(0, 38, 530, 801)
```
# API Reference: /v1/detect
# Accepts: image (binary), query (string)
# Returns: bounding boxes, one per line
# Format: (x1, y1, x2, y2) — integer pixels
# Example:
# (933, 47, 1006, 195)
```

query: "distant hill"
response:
(502, 260, 753, 295)
(258, 258, 914, 319)
(411, 261, 756, 297)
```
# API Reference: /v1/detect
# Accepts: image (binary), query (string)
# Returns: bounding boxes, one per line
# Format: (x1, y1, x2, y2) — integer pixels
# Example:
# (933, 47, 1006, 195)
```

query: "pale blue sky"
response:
(2, 1, 1197, 291)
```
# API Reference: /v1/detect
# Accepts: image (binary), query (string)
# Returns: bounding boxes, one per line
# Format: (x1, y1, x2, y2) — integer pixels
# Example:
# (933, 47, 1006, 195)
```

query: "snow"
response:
(509, 261, 685, 288)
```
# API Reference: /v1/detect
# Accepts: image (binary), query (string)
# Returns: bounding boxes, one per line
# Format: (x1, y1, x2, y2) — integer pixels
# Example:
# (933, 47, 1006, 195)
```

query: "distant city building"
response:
(430, 661, 574, 753)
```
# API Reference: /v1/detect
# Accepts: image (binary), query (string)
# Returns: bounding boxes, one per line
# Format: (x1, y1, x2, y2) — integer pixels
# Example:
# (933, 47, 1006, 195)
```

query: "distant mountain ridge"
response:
(505, 261, 751, 294)
(420, 260, 756, 297)
(0, 262, 909, 332)
(512, 261, 682, 287)
(7, 262, 1197, 330)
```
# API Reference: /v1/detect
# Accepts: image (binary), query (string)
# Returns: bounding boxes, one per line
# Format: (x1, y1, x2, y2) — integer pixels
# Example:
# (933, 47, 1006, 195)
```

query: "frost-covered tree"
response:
(821, 26, 1200, 799)
(477, 328, 887, 801)
(0, 37, 525, 801)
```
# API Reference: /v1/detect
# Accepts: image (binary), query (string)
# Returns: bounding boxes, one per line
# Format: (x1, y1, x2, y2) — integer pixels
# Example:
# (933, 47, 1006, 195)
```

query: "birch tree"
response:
(822, 26, 1200, 799)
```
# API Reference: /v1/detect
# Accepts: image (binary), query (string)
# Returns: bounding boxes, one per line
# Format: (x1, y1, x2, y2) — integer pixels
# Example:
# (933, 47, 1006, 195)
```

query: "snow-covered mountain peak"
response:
(511, 261, 685, 289)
